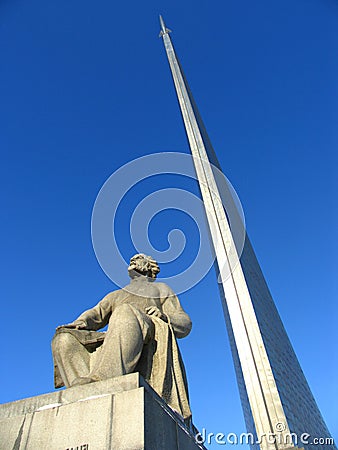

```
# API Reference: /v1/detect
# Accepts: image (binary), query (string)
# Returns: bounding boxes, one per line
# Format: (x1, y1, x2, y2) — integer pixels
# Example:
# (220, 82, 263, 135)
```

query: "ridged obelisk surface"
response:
(159, 15, 335, 450)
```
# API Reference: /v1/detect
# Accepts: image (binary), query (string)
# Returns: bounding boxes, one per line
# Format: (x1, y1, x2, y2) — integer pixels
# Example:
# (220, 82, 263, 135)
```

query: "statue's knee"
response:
(109, 304, 137, 326)
(52, 332, 76, 355)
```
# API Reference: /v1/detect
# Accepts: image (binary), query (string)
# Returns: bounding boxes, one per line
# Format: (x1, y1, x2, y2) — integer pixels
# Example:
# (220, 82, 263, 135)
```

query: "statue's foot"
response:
(71, 376, 97, 387)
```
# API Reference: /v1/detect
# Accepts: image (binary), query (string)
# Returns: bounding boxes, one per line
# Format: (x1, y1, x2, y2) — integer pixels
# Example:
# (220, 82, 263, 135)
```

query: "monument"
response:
(159, 15, 336, 450)
(0, 254, 203, 449)
(0, 15, 335, 450)
(52, 253, 192, 422)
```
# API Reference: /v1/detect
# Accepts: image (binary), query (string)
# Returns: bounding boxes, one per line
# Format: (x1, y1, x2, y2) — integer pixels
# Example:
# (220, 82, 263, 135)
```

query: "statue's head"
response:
(128, 253, 160, 280)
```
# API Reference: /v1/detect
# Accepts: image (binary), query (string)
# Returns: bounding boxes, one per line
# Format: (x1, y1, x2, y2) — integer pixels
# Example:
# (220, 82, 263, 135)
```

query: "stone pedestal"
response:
(0, 373, 204, 450)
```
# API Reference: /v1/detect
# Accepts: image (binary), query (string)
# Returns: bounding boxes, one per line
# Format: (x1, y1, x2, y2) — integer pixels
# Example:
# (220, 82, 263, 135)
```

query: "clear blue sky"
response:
(1, 0, 337, 448)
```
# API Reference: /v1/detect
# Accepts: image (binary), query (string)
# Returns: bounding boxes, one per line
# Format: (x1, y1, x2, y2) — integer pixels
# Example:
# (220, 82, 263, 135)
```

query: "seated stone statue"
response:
(52, 253, 192, 420)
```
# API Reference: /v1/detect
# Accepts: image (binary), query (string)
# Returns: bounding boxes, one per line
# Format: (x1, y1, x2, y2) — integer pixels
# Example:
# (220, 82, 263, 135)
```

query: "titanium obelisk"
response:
(159, 16, 336, 450)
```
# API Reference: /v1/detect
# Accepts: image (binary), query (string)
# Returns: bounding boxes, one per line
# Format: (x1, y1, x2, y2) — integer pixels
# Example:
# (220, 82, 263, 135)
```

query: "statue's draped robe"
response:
(52, 278, 192, 420)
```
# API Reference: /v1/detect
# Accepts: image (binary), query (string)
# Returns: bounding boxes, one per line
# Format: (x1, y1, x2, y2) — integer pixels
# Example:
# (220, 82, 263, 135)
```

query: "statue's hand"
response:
(56, 320, 87, 331)
(145, 306, 168, 322)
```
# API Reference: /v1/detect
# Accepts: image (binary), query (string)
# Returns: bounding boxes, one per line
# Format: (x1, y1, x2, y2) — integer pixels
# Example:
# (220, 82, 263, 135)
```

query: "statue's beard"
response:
(128, 269, 155, 281)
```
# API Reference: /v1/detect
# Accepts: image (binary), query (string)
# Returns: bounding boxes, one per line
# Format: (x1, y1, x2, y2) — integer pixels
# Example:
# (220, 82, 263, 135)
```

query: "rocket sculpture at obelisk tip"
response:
(159, 15, 336, 450)
(159, 15, 171, 36)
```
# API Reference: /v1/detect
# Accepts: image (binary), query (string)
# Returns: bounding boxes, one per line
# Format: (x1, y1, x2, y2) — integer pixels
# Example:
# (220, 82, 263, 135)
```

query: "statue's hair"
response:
(128, 253, 160, 279)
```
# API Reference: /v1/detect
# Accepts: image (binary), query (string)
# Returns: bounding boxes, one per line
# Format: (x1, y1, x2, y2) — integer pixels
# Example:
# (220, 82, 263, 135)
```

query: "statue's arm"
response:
(160, 284, 192, 339)
(57, 292, 115, 331)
